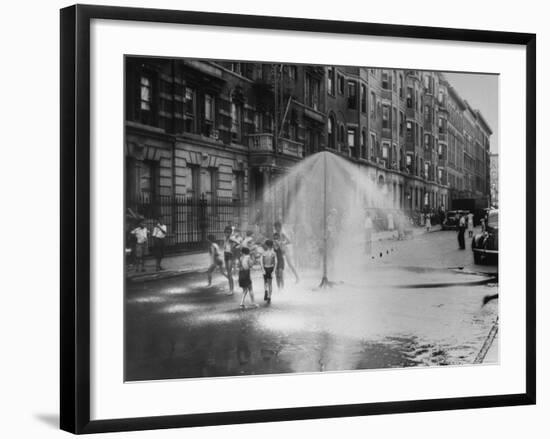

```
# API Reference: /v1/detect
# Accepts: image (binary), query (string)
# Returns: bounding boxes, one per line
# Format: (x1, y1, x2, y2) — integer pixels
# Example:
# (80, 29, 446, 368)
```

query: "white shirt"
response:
(132, 227, 148, 244)
(152, 223, 167, 238)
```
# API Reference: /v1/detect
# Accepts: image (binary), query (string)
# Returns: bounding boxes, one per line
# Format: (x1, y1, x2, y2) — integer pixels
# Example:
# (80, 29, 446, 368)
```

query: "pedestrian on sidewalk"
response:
(457, 214, 466, 250)
(238, 247, 258, 309)
(206, 234, 226, 286)
(387, 212, 394, 231)
(152, 217, 167, 271)
(130, 221, 148, 272)
(467, 212, 475, 238)
(223, 226, 239, 295)
(273, 233, 285, 292)
(260, 239, 278, 304)
(425, 212, 431, 232)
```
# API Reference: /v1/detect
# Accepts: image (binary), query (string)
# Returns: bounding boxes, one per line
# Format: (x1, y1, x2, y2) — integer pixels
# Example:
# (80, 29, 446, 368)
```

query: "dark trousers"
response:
(153, 237, 165, 268)
(457, 227, 466, 249)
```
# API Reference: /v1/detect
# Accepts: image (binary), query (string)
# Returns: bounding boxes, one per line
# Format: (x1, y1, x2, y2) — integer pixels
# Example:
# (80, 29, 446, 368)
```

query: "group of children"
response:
(207, 221, 297, 309)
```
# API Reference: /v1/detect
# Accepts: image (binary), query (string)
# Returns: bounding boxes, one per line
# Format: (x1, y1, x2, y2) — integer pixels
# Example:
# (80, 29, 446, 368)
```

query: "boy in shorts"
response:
(238, 247, 258, 308)
(260, 239, 278, 304)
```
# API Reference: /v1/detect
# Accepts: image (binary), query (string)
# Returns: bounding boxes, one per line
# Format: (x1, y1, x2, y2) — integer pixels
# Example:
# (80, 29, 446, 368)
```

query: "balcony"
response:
(247, 133, 304, 159)
(381, 127, 392, 139)
(438, 131, 448, 142)
(405, 107, 417, 119)
(380, 89, 392, 101)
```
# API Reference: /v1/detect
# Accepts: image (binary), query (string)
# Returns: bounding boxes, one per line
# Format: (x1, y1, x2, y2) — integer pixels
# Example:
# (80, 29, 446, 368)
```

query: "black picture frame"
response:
(60, 4, 536, 434)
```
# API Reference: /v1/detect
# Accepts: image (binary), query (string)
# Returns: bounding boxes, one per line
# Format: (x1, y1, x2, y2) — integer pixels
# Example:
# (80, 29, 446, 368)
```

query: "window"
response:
(202, 93, 215, 137)
(425, 162, 430, 179)
(406, 121, 413, 140)
(339, 124, 345, 144)
(347, 81, 357, 109)
(184, 87, 196, 132)
(438, 117, 446, 134)
(231, 101, 242, 141)
(230, 63, 242, 74)
(347, 127, 356, 148)
(382, 143, 389, 159)
(305, 74, 320, 110)
(327, 67, 335, 95)
(392, 107, 397, 131)
(399, 74, 404, 98)
(204, 94, 214, 122)
(200, 167, 217, 201)
(360, 84, 367, 112)
(337, 74, 345, 94)
(370, 133, 376, 159)
(288, 65, 297, 80)
(425, 134, 430, 149)
(328, 115, 335, 148)
(406, 87, 413, 108)
(187, 165, 200, 199)
(140, 75, 152, 111)
(370, 92, 376, 118)
(141, 160, 160, 203)
(399, 111, 404, 136)
(232, 171, 244, 201)
(382, 106, 390, 129)
(382, 71, 390, 89)
(361, 130, 367, 158)
(438, 88, 444, 104)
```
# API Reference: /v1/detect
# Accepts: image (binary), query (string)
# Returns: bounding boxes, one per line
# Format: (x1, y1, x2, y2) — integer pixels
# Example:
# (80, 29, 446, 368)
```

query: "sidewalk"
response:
(127, 224, 442, 282)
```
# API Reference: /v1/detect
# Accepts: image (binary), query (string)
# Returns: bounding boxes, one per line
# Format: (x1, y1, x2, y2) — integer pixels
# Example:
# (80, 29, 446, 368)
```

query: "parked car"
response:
(471, 209, 498, 264)
(442, 210, 469, 230)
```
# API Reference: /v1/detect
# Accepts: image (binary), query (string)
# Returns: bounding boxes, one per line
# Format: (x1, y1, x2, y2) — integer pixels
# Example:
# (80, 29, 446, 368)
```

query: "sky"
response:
(443, 72, 499, 153)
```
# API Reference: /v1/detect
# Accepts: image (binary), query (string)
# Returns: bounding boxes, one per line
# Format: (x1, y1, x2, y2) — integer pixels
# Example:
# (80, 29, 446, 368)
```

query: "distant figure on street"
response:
(387, 212, 394, 231)
(467, 212, 475, 238)
(364, 211, 373, 254)
(480, 218, 486, 233)
(425, 213, 431, 232)
(261, 239, 278, 304)
(397, 213, 405, 240)
(206, 234, 226, 286)
(457, 214, 466, 250)
(152, 217, 167, 271)
(130, 221, 148, 272)
(238, 247, 257, 309)
(420, 212, 425, 227)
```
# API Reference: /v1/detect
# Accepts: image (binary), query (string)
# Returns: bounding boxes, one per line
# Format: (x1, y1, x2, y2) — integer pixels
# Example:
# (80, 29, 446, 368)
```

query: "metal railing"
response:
(126, 194, 248, 252)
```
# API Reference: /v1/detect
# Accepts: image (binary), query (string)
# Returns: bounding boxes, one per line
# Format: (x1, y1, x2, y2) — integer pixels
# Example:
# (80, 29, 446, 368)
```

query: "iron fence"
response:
(126, 194, 248, 252)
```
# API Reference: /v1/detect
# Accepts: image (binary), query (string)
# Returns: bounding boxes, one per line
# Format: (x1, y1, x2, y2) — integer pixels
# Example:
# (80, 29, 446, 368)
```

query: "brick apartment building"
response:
(125, 57, 492, 251)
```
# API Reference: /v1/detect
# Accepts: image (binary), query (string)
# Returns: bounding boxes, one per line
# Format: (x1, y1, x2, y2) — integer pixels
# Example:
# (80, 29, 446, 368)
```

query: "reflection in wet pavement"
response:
(125, 264, 498, 382)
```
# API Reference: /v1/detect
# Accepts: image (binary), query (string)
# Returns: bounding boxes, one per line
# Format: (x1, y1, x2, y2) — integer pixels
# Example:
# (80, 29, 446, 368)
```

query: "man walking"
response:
(457, 214, 466, 250)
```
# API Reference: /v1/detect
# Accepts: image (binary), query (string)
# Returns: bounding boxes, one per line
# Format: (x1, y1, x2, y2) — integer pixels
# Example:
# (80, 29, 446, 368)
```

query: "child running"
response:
(260, 239, 278, 304)
(272, 233, 285, 292)
(206, 234, 226, 286)
(238, 247, 258, 309)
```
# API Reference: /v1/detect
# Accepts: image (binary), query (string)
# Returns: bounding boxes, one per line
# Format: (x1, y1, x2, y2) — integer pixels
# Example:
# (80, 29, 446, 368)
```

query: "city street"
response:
(125, 228, 498, 381)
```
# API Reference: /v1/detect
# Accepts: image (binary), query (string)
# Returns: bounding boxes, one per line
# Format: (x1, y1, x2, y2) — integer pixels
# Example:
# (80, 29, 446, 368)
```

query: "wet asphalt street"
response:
(125, 229, 498, 381)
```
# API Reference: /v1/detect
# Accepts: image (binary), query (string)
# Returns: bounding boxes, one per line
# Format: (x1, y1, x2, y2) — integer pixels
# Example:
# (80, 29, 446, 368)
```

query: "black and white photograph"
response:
(124, 58, 499, 381)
